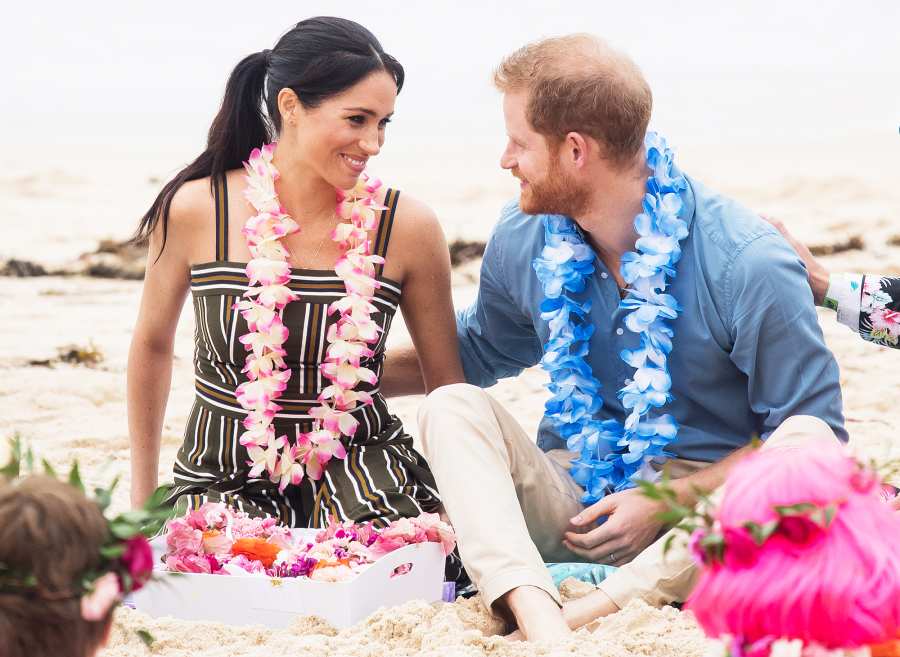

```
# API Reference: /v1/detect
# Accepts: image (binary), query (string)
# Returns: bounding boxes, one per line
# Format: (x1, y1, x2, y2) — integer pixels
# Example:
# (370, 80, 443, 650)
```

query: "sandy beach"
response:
(1, 136, 899, 655)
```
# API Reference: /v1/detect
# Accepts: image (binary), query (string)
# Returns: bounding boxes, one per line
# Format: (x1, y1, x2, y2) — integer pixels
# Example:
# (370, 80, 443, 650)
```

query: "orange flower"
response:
(312, 558, 351, 572)
(871, 641, 900, 657)
(230, 538, 282, 568)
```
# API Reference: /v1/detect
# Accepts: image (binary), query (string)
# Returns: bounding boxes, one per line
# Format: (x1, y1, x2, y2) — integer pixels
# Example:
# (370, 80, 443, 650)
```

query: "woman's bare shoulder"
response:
(387, 190, 442, 241)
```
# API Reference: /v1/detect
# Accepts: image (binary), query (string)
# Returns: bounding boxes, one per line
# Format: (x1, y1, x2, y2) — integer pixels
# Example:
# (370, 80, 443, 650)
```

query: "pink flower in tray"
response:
(412, 513, 456, 556)
(310, 564, 355, 582)
(166, 520, 203, 554)
(166, 552, 219, 574)
(372, 517, 428, 556)
(201, 529, 234, 556)
(220, 554, 267, 576)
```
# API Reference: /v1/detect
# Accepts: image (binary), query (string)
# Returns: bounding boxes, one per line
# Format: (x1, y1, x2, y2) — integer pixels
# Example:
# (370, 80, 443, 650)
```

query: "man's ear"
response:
(564, 132, 591, 169)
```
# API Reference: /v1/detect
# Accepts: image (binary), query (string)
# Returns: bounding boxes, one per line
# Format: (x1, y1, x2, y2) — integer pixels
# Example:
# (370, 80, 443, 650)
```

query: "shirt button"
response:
(616, 328, 624, 336)
(600, 272, 609, 279)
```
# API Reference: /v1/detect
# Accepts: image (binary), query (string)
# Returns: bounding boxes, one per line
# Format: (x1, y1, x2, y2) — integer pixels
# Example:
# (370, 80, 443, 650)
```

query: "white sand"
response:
(2, 142, 899, 655)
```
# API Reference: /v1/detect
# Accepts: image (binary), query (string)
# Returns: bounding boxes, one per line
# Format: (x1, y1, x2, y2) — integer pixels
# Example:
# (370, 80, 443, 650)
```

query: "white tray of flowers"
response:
(131, 503, 452, 628)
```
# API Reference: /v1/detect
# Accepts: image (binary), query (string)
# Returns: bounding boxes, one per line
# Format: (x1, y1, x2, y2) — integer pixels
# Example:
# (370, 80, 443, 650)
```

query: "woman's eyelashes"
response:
(347, 115, 392, 128)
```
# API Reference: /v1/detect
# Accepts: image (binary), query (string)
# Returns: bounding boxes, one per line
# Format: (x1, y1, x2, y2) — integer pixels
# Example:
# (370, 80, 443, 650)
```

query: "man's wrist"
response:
(810, 269, 831, 306)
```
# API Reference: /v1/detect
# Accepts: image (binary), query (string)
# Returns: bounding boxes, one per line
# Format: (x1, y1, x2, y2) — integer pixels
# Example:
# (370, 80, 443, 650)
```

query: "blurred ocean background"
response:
(1, 0, 898, 264)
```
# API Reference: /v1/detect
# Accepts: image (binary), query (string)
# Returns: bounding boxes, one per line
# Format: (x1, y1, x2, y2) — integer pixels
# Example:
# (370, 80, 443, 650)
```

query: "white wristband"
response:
(824, 273, 863, 330)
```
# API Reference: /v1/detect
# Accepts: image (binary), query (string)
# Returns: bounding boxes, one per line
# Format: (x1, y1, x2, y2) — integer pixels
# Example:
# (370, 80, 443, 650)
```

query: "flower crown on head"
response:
(687, 501, 842, 570)
(639, 452, 897, 572)
(0, 438, 172, 622)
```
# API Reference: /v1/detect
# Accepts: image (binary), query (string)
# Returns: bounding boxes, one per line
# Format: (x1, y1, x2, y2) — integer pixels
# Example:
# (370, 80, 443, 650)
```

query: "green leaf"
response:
(657, 509, 689, 525)
(635, 479, 664, 500)
(109, 520, 140, 540)
(24, 446, 34, 473)
(145, 484, 174, 512)
(94, 487, 114, 514)
(119, 510, 152, 524)
(136, 629, 155, 648)
(0, 437, 23, 479)
(120, 571, 133, 594)
(68, 461, 85, 493)
(774, 502, 816, 517)
(662, 533, 677, 557)
(100, 544, 126, 560)
(700, 533, 725, 548)
(744, 520, 779, 545)
(41, 459, 57, 478)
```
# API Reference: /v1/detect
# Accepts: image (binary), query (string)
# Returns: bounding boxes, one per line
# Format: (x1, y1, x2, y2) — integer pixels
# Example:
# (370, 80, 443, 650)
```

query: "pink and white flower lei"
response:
(234, 143, 386, 491)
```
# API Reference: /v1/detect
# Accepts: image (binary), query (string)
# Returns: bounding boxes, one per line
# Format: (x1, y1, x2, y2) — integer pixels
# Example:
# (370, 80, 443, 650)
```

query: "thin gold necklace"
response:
(295, 215, 338, 269)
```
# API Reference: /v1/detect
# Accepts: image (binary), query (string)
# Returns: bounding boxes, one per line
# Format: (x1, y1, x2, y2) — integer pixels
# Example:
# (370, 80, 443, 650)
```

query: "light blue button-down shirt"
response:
(456, 174, 847, 463)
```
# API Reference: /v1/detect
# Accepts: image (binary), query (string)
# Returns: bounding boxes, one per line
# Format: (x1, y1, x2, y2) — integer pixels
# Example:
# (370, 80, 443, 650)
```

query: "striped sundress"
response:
(168, 176, 448, 537)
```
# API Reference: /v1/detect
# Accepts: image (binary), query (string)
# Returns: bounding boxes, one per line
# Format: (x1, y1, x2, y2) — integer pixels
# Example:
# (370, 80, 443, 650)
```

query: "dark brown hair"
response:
(494, 34, 652, 167)
(133, 16, 404, 258)
(0, 476, 113, 657)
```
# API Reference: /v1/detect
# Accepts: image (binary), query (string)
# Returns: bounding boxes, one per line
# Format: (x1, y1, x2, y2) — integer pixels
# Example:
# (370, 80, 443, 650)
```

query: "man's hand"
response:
(762, 215, 830, 306)
(563, 488, 666, 566)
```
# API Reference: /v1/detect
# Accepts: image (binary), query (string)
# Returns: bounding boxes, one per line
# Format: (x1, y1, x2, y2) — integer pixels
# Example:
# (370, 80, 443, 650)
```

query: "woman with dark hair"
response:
(126, 17, 464, 563)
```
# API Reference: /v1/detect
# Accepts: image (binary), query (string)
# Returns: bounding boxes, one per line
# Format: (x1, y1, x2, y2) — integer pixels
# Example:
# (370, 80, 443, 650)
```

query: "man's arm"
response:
(727, 230, 846, 439)
(380, 344, 427, 398)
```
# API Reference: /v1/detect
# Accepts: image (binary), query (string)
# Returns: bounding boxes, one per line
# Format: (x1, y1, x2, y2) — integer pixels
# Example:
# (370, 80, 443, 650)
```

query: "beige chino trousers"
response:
(416, 383, 839, 610)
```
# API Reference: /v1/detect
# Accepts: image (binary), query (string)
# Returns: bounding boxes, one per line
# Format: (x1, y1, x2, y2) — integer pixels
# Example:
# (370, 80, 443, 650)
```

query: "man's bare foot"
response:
(501, 586, 571, 641)
(561, 588, 620, 631)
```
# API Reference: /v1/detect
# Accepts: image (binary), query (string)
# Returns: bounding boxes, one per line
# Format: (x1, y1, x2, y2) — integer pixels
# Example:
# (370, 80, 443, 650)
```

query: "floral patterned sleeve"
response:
(825, 273, 900, 348)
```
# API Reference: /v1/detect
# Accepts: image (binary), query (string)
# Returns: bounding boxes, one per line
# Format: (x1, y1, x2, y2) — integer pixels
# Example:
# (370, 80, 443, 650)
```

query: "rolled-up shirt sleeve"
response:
(456, 228, 543, 388)
(726, 232, 847, 442)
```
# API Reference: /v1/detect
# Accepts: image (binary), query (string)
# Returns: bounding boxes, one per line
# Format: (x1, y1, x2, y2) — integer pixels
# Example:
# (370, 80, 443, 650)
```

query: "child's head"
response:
(687, 443, 900, 649)
(0, 475, 115, 657)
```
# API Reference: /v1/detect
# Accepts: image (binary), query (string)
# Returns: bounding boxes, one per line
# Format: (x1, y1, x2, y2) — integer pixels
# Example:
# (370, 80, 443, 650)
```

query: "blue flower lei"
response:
(533, 132, 689, 504)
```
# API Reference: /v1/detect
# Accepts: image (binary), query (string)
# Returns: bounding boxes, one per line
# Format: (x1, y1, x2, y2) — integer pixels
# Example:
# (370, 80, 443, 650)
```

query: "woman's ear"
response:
(277, 88, 300, 127)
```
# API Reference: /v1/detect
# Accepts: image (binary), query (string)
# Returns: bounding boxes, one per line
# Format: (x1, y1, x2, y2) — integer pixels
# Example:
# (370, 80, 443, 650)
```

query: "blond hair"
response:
(494, 34, 652, 166)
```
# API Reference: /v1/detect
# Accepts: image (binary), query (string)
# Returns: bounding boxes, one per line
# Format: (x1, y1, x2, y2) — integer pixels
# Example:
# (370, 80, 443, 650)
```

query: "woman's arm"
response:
(389, 195, 465, 394)
(127, 186, 202, 507)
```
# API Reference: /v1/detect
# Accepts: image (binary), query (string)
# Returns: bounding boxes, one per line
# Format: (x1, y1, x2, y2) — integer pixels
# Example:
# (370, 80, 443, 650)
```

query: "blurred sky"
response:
(3, 0, 898, 154)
